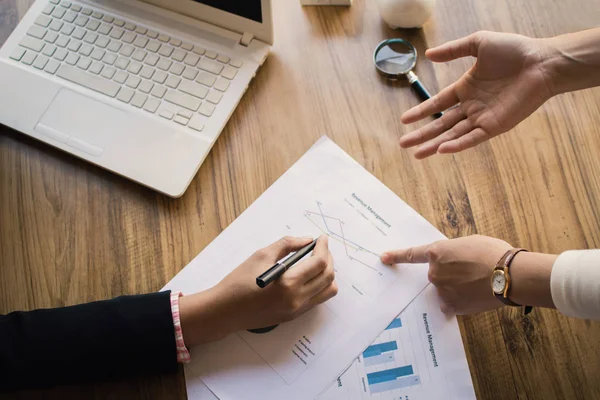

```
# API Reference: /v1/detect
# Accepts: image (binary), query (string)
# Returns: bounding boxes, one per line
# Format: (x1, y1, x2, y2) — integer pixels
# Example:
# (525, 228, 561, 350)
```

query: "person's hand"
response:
(380, 235, 512, 314)
(180, 236, 337, 346)
(400, 31, 558, 158)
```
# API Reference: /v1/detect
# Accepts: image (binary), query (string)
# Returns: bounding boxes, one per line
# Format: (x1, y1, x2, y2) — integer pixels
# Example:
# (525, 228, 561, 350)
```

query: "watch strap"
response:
(494, 248, 528, 307)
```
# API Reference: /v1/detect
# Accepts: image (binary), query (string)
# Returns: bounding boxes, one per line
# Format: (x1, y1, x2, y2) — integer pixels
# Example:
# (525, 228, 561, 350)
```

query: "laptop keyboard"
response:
(8, 0, 244, 134)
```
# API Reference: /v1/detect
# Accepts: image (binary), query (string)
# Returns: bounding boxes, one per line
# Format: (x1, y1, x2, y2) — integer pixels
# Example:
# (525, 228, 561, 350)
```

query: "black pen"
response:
(256, 239, 317, 288)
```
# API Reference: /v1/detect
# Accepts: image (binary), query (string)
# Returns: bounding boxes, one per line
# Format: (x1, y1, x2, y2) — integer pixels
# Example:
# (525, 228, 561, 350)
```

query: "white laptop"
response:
(0, 0, 273, 197)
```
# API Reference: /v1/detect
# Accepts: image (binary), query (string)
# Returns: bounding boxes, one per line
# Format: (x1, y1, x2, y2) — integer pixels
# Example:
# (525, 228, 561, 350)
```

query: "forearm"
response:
(509, 252, 557, 309)
(544, 27, 600, 95)
(0, 292, 178, 391)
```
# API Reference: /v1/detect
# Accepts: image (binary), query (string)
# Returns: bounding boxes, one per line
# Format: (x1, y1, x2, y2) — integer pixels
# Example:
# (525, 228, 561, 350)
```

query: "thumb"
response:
(380, 244, 431, 264)
(425, 31, 485, 63)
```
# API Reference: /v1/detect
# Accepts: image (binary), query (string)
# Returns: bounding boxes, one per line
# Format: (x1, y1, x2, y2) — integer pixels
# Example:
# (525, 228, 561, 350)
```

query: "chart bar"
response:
(364, 352, 396, 367)
(362, 341, 398, 358)
(369, 375, 421, 394)
(385, 318, 402, 330)
(367, 365, 414, 385)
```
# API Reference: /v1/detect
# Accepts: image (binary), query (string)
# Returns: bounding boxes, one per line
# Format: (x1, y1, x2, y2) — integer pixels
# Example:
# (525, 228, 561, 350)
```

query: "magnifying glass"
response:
(374, 39, 443, 119)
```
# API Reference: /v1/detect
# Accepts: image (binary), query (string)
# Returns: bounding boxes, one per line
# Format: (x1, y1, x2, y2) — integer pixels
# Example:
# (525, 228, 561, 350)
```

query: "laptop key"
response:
(169, 63, 184, 76)
(53, 48, 68, 61)
(101, 66, 116, 79)
(221, 65, 238, 80)
(172, 49, 186, 62)
(60, 24, 74, 36)
(28, 53, 46, 68)
(52, 7, 66, 19)
(10, 47, 26, 61)
(98, 23, 112, 35)
(65, 52, 79, 65)
(213, 78, 230, 92)
(49, 19, 63, 31)
(87, 19, 101, 31)
(76, 57, 91, 70)
(44, 31, 59, 44)
(42, 44, 57, 57)
(164, 90, 200, 111)
(44, 59, 60, 74)
(42, 4, 55, 15)
(139, 66, 155, 79)
(79, 44, 94, 57)
(197, 59, 223, 75)
(182, 67, 198, 80)
(27, 25, 47, 40)
(143, 98, 160, 113)
(165, 76, 181, 89)
(216, 54, 230, 64)
(116, 87, 135, 103)
(125, 75, 141, 89)
(183, 53, 199, 67)
(198, 102, 215, 117)
(173, 115, 188, 126)
(151, 85, 167, 98)
(178, 80, 208, 99)
(188, 115, 204, 132)
(196, 72, 216, 87)
(138, 80, 154, 93)
(64, 11, 77, 23)
(74, 15, 89, 27)
(113, 70, 128, 84)
(122, 32, 136, 44)
(89, 61, 104, 75)
(57, 64, 120, 97)
(35, 15, 52, 28)
(131, 92, 147, 108)
(206, 91, 222, 104)
(20, 36, 45, 52)
(21, 51, 37, 65)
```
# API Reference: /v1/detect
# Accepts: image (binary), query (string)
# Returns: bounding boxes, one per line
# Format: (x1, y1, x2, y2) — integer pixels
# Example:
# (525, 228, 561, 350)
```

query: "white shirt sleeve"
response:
(551, 250, 600, 320)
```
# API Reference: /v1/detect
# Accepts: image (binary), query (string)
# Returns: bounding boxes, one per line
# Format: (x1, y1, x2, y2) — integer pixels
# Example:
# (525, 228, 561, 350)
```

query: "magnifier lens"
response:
(374, 40, 417, 76)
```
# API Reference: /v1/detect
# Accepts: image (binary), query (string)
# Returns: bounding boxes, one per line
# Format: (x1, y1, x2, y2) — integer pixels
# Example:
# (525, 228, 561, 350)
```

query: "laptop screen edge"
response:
(139, 0, 273, 45)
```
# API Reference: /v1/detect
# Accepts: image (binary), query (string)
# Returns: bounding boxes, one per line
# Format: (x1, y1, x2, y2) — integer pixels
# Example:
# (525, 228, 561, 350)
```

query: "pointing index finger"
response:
(380, 244, 431, 264)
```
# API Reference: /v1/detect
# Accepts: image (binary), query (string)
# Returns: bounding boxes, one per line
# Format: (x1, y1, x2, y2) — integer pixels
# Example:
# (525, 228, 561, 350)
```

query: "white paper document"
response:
(321, 284, 476, 400)
(163, 137, 450, 399)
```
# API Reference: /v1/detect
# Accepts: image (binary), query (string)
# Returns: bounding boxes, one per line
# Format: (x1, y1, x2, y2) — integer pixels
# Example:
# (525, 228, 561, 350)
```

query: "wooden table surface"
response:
(2, 0, 600, 399)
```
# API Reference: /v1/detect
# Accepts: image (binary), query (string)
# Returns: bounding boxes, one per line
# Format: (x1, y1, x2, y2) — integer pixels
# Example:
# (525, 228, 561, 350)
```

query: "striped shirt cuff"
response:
(170, 291, 191, 364)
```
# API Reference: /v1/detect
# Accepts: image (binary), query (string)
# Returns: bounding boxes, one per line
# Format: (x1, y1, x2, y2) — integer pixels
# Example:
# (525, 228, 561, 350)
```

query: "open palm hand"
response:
(400, 31, 557, 158)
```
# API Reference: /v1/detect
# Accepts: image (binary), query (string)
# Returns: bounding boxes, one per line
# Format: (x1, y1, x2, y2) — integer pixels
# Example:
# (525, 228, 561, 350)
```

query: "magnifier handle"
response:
(408, 72, 443, 119)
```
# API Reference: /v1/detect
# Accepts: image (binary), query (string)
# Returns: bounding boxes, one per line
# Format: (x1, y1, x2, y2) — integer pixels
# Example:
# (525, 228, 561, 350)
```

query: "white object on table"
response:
(301, 0, 352, 6)
(375, 0, 435, 28)
(163, 136, 446, 400)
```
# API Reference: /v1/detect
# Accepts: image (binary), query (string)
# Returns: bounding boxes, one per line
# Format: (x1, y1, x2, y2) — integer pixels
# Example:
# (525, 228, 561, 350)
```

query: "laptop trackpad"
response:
(35, 89, 130, 157)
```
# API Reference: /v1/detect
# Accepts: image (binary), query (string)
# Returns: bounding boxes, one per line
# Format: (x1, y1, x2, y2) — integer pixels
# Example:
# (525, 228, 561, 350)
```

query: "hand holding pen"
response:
(179, 235, 337, 344)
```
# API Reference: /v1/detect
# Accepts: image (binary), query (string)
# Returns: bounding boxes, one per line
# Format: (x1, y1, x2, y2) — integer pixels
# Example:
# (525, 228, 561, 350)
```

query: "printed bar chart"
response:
(367, 365, 414, 385)
(385, 318, 402, 330)
(369, 374, 421, 394)
(362, 341, 398, 358)
(364, 352, 396, 367)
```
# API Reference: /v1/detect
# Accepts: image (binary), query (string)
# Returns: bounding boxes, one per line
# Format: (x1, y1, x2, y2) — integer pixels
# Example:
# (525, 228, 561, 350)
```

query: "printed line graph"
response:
(304, 201, 382, 274)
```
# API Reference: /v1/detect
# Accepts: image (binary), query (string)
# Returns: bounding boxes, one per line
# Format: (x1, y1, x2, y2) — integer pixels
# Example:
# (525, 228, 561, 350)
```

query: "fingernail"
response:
(381, 253, 390, 263)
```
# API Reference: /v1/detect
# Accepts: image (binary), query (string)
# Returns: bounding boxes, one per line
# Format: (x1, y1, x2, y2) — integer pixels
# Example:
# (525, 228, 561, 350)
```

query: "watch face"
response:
(492, 270, 507, 294)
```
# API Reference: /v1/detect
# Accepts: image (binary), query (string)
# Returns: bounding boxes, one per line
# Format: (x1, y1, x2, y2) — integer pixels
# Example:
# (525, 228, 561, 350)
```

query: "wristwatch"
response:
(491, 248, 532, 314)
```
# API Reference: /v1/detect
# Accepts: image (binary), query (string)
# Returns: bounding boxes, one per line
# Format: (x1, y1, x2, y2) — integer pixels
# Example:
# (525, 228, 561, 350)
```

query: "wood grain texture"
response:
(1, 0, 600, 398)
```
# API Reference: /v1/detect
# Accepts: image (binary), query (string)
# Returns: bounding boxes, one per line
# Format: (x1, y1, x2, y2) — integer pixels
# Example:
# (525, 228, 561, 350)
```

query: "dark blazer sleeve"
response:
(0, 291, 178, 392)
